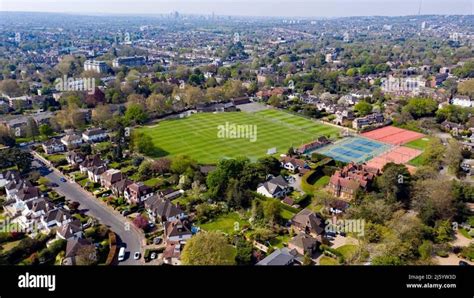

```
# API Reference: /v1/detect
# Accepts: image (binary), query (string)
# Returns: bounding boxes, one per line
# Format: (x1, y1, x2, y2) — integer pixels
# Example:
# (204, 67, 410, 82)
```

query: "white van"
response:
(118, 247, 126, 262)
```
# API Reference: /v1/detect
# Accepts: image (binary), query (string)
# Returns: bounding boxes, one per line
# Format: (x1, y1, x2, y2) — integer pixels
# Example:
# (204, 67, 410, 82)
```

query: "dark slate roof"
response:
(145, 195, 183, 220)
(16, 186, 39, 201)
(291, 209, 325, 235)
(289, 233, 318, 254)
(256, 247, 296, 266)
(45, 208, 71, 223)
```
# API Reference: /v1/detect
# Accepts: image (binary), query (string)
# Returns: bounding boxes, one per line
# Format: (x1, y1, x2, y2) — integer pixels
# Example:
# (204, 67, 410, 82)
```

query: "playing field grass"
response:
(137, 109, 340, 164)
(404, 137, 432, 151)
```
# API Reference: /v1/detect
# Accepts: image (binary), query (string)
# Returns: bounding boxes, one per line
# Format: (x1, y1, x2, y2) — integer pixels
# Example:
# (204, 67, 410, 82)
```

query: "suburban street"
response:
(32, 157, 144, 265)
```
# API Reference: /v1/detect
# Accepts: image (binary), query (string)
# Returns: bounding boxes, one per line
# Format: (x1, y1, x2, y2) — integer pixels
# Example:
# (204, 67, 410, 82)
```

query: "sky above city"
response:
(1, 0, 473, 17)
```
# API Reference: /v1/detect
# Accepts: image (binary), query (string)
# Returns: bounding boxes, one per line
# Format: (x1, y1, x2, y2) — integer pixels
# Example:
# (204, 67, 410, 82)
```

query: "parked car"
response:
(60, 178, 67, 183)
(122, 209, 132, 216)
(459, 260, 470, 266)
(133, 252, 141, 260)
(153, 237, 162, 245)
(118, 247, 126, 262)
(150, 252, 157, 260)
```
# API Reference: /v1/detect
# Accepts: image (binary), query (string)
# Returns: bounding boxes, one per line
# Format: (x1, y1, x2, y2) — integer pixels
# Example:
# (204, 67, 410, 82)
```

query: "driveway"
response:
(435, 254, 474, 266)
(452, 231, 473, 247)
(32, 157, 145, 265)
(289, 174, 303, 193)
(330, 235, 359, 249)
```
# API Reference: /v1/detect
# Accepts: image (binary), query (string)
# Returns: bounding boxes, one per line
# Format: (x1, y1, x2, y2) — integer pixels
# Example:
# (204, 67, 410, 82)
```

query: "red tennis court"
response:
(361, 126, 424, 145)
(366, 146, 422, 172)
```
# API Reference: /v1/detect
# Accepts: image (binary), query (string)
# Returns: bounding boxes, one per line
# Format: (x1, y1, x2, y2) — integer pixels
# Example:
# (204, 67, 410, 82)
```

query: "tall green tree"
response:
(354, 101, 373, 116)
(181, 232, 236, 265)
(376, 163, 411, 204)
(39, 124, 54, 137)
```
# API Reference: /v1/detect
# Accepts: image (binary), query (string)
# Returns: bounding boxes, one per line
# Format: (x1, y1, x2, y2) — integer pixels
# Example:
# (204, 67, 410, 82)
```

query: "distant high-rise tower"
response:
(421, 21, 426, 30)
(14, 32, 21, 43)
(343, 32, 351, 42)
(174, 11, 179, 19)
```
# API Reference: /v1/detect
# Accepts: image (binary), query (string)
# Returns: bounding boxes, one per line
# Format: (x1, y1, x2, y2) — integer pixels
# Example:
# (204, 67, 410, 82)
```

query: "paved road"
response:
(32, 158, 144, 265)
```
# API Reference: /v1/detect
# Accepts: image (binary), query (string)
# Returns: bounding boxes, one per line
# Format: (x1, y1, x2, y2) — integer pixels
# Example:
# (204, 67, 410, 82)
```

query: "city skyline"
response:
(1, 0, 473, 17)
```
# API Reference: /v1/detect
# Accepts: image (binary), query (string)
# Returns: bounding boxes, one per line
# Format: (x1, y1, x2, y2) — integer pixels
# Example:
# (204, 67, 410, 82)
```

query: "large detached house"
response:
(257, 175, 291, 198)
(5, 179, 31, 199)
(164, 220, 192, 243)
(256, 247, 297, 266)
(57, 219, 83, 240)
(280, 156, 309, 174)
(124, 182, 153, 204)
(327, 162, 379, 201)
(288, 233, 319, 257)
(352, 113, 384, 130)
(145, 196, 186, 223)
(100, 169, 124, 189)
(15, 198, 55, 233)
(80, 155, 107, 183)
(291, 209, 326, 241)
(42, 138, 65, 154)
(82, 128, 108, 143)
(110, 179, 133, 198)
(63, 238, 97, 266)
(451, 95, 472, 108)
(61, 133, 83, 148)
(41, 208, 73, 232)
(16, 186, 40, 202)
(66, 151, 85, 166)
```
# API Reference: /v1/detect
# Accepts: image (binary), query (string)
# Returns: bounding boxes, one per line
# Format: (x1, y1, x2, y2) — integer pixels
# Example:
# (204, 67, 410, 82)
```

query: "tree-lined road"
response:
(32, 156, 144, 265)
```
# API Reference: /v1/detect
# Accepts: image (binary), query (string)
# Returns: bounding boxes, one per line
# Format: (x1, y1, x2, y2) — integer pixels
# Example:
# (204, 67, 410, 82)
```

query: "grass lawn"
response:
(405, 137, 432, 150)
(199, 212, 248, 235)
(335, 244, 358, 260)
(406, 137, 433, 167)
(108, 161, 121, 169)
(45, 153, 66, 163)
(77, 178, 89, 187)
(172, 196, 189, 207)
(0, 239, 22, 253)
(136, 110, 340, 164)
(280, 208, 296, 221)
(319, 256, 339, 265)
(72, 172, 87, 181)
(309, 189, 331, 213)
(459, 228, 473, 239)
(269, 234, 291, 248)
(314, 176, 330, 189)
(143, 177, 162, 188)
(408, 154, 425, 167)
